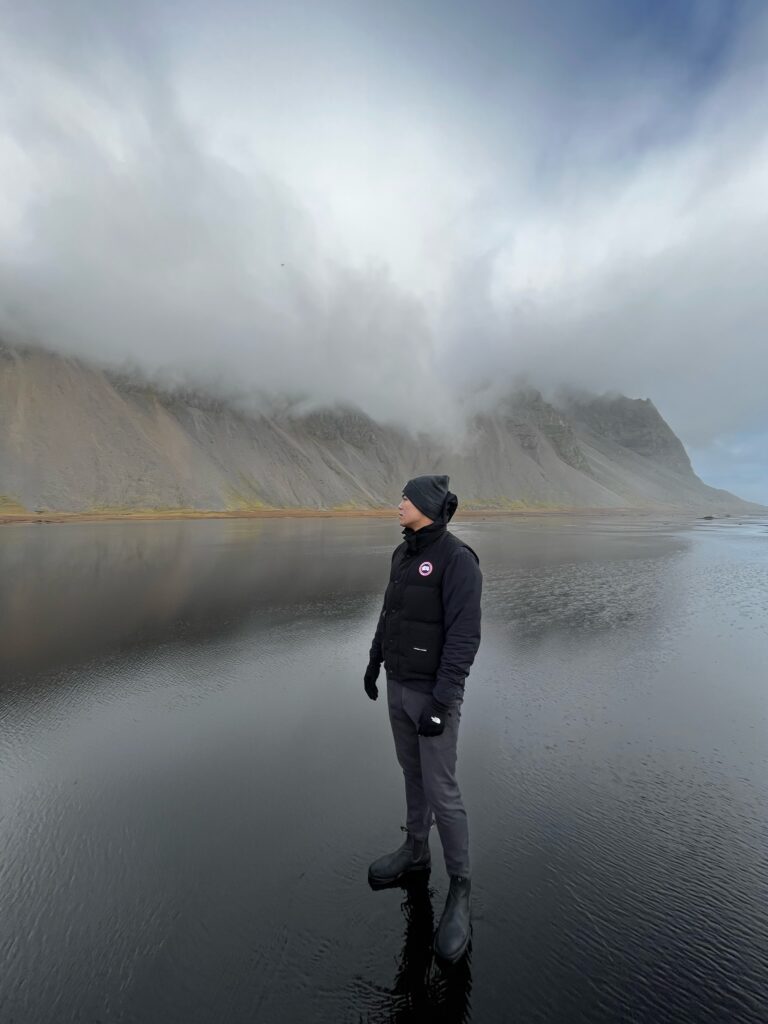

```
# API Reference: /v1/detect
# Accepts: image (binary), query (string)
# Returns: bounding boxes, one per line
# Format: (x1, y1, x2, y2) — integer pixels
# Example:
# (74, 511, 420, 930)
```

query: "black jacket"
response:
(369, 520, 482, 705)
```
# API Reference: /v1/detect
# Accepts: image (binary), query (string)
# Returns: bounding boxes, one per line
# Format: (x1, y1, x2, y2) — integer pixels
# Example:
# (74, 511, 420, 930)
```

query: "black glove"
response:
(364, 660, 381, 701)
(417, 698, 451, 737)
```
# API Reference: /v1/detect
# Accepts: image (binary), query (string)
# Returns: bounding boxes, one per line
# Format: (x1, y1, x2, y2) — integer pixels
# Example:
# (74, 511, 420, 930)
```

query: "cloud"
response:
(0, 16, 446, 432)
(0, 0, 767, 482)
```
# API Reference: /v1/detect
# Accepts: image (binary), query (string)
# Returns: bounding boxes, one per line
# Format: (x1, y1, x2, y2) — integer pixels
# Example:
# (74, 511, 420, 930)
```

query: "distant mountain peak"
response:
(558, 391, 694, 478)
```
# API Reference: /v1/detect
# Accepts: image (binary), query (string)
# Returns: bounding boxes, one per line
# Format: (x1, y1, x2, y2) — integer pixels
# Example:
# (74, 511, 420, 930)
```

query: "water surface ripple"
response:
(0, 516, 766, 1022)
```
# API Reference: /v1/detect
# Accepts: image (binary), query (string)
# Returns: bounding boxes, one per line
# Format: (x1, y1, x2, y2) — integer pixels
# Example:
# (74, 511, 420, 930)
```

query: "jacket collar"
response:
(402, 520, 447, 556)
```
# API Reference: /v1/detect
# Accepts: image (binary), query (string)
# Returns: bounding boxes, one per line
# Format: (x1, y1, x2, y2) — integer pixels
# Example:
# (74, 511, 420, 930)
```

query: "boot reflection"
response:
(391, 875, 434, 1006)
(388, 875, 473, 1023)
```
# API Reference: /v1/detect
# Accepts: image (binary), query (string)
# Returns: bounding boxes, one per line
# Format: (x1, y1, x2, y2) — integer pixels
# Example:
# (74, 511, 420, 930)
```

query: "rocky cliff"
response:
(0, 342, 761, 513)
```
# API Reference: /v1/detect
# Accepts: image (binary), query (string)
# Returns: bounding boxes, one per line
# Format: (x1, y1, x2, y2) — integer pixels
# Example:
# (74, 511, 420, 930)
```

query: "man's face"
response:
(398, 493, 431, 529)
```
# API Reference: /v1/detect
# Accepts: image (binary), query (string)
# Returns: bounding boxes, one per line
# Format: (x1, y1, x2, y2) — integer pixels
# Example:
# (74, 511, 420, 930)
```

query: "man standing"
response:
(364, 474, 483, 964)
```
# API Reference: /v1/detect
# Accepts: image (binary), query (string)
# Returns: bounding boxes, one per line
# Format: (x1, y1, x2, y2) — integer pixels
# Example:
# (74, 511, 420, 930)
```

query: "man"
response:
(364, 474, 483, 964)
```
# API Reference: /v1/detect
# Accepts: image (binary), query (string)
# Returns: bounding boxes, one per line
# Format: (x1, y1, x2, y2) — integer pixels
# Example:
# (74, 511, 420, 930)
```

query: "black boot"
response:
(368, 831, 431, 889)
(434, 875, 471, 963)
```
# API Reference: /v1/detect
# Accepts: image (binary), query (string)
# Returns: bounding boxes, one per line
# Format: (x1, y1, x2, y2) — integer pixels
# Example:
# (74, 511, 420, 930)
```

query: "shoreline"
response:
(0, 506, 747, 527)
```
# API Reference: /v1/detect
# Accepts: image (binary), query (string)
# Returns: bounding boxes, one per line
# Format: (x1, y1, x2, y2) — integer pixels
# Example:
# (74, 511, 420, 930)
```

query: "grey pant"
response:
(386, 677, 470, 877)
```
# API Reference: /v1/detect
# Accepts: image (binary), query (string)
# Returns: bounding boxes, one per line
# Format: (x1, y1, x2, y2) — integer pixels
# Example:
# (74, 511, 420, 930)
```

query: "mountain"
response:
(0, 342, 761, 514)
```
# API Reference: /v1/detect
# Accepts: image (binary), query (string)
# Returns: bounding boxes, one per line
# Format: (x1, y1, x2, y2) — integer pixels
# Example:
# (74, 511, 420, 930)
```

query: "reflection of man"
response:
(385, 876, 473, 1019)
(364, 474, 483, 963)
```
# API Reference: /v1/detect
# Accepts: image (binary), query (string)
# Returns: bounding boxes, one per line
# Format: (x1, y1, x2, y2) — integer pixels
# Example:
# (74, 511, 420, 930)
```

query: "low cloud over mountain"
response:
(2, 2, 767, 499)
(0, 344, 760, 515)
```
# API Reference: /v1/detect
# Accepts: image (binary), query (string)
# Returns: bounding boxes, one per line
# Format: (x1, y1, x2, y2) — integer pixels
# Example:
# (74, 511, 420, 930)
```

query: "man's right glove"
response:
(417, 698, 451, 737)
(364, 660, 381, 701)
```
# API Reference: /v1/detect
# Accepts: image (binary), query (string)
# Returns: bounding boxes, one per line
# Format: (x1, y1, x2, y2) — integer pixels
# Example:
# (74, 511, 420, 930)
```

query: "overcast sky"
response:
(1, 0, 767, 500)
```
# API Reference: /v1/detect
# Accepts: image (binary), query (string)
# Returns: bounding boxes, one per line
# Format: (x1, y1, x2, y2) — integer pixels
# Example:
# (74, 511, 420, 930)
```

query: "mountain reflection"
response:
(0, 518, 396, 677)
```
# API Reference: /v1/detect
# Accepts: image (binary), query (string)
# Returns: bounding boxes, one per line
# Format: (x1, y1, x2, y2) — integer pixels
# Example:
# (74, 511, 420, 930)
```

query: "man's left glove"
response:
(417, 698, 451, 737)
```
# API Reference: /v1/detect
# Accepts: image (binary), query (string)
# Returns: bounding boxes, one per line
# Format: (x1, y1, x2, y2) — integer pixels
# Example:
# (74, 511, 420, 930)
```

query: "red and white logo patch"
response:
(418, 561, 433, 576)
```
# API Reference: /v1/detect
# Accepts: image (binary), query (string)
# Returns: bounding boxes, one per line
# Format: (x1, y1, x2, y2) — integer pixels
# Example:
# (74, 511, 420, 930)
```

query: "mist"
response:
(1, 1, 767, 496)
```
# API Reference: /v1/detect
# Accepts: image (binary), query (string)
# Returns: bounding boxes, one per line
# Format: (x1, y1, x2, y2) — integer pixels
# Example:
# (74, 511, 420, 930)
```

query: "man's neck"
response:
(403, 519, 446, 552)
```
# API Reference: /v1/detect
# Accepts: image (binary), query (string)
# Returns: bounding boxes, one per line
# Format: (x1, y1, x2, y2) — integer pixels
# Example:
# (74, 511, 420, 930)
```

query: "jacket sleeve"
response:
(368, 596, 386, 666)
(368, 548, 397, 665)
(433, 546, 483, 705)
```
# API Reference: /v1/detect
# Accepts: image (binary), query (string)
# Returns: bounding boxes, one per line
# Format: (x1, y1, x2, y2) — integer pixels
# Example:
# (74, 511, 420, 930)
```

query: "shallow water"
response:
(1, 515, 766, 1023)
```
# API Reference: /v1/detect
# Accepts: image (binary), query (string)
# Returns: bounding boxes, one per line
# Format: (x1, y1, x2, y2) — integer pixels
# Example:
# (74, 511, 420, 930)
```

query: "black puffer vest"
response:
(380, 527, 479, 689)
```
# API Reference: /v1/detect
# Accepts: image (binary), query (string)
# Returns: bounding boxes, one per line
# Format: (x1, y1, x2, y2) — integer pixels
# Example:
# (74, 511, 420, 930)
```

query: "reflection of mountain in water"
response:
(0, 519, 385, 676)
(1, 343, 762, 514)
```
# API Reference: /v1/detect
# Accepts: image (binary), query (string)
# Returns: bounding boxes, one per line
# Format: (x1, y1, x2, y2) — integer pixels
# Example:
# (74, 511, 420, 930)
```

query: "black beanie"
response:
(403, 475, 458, 524)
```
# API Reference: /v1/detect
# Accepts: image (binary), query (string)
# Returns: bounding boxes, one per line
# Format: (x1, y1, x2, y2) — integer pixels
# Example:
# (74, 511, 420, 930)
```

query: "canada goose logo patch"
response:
(418, 561, 433, 576)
